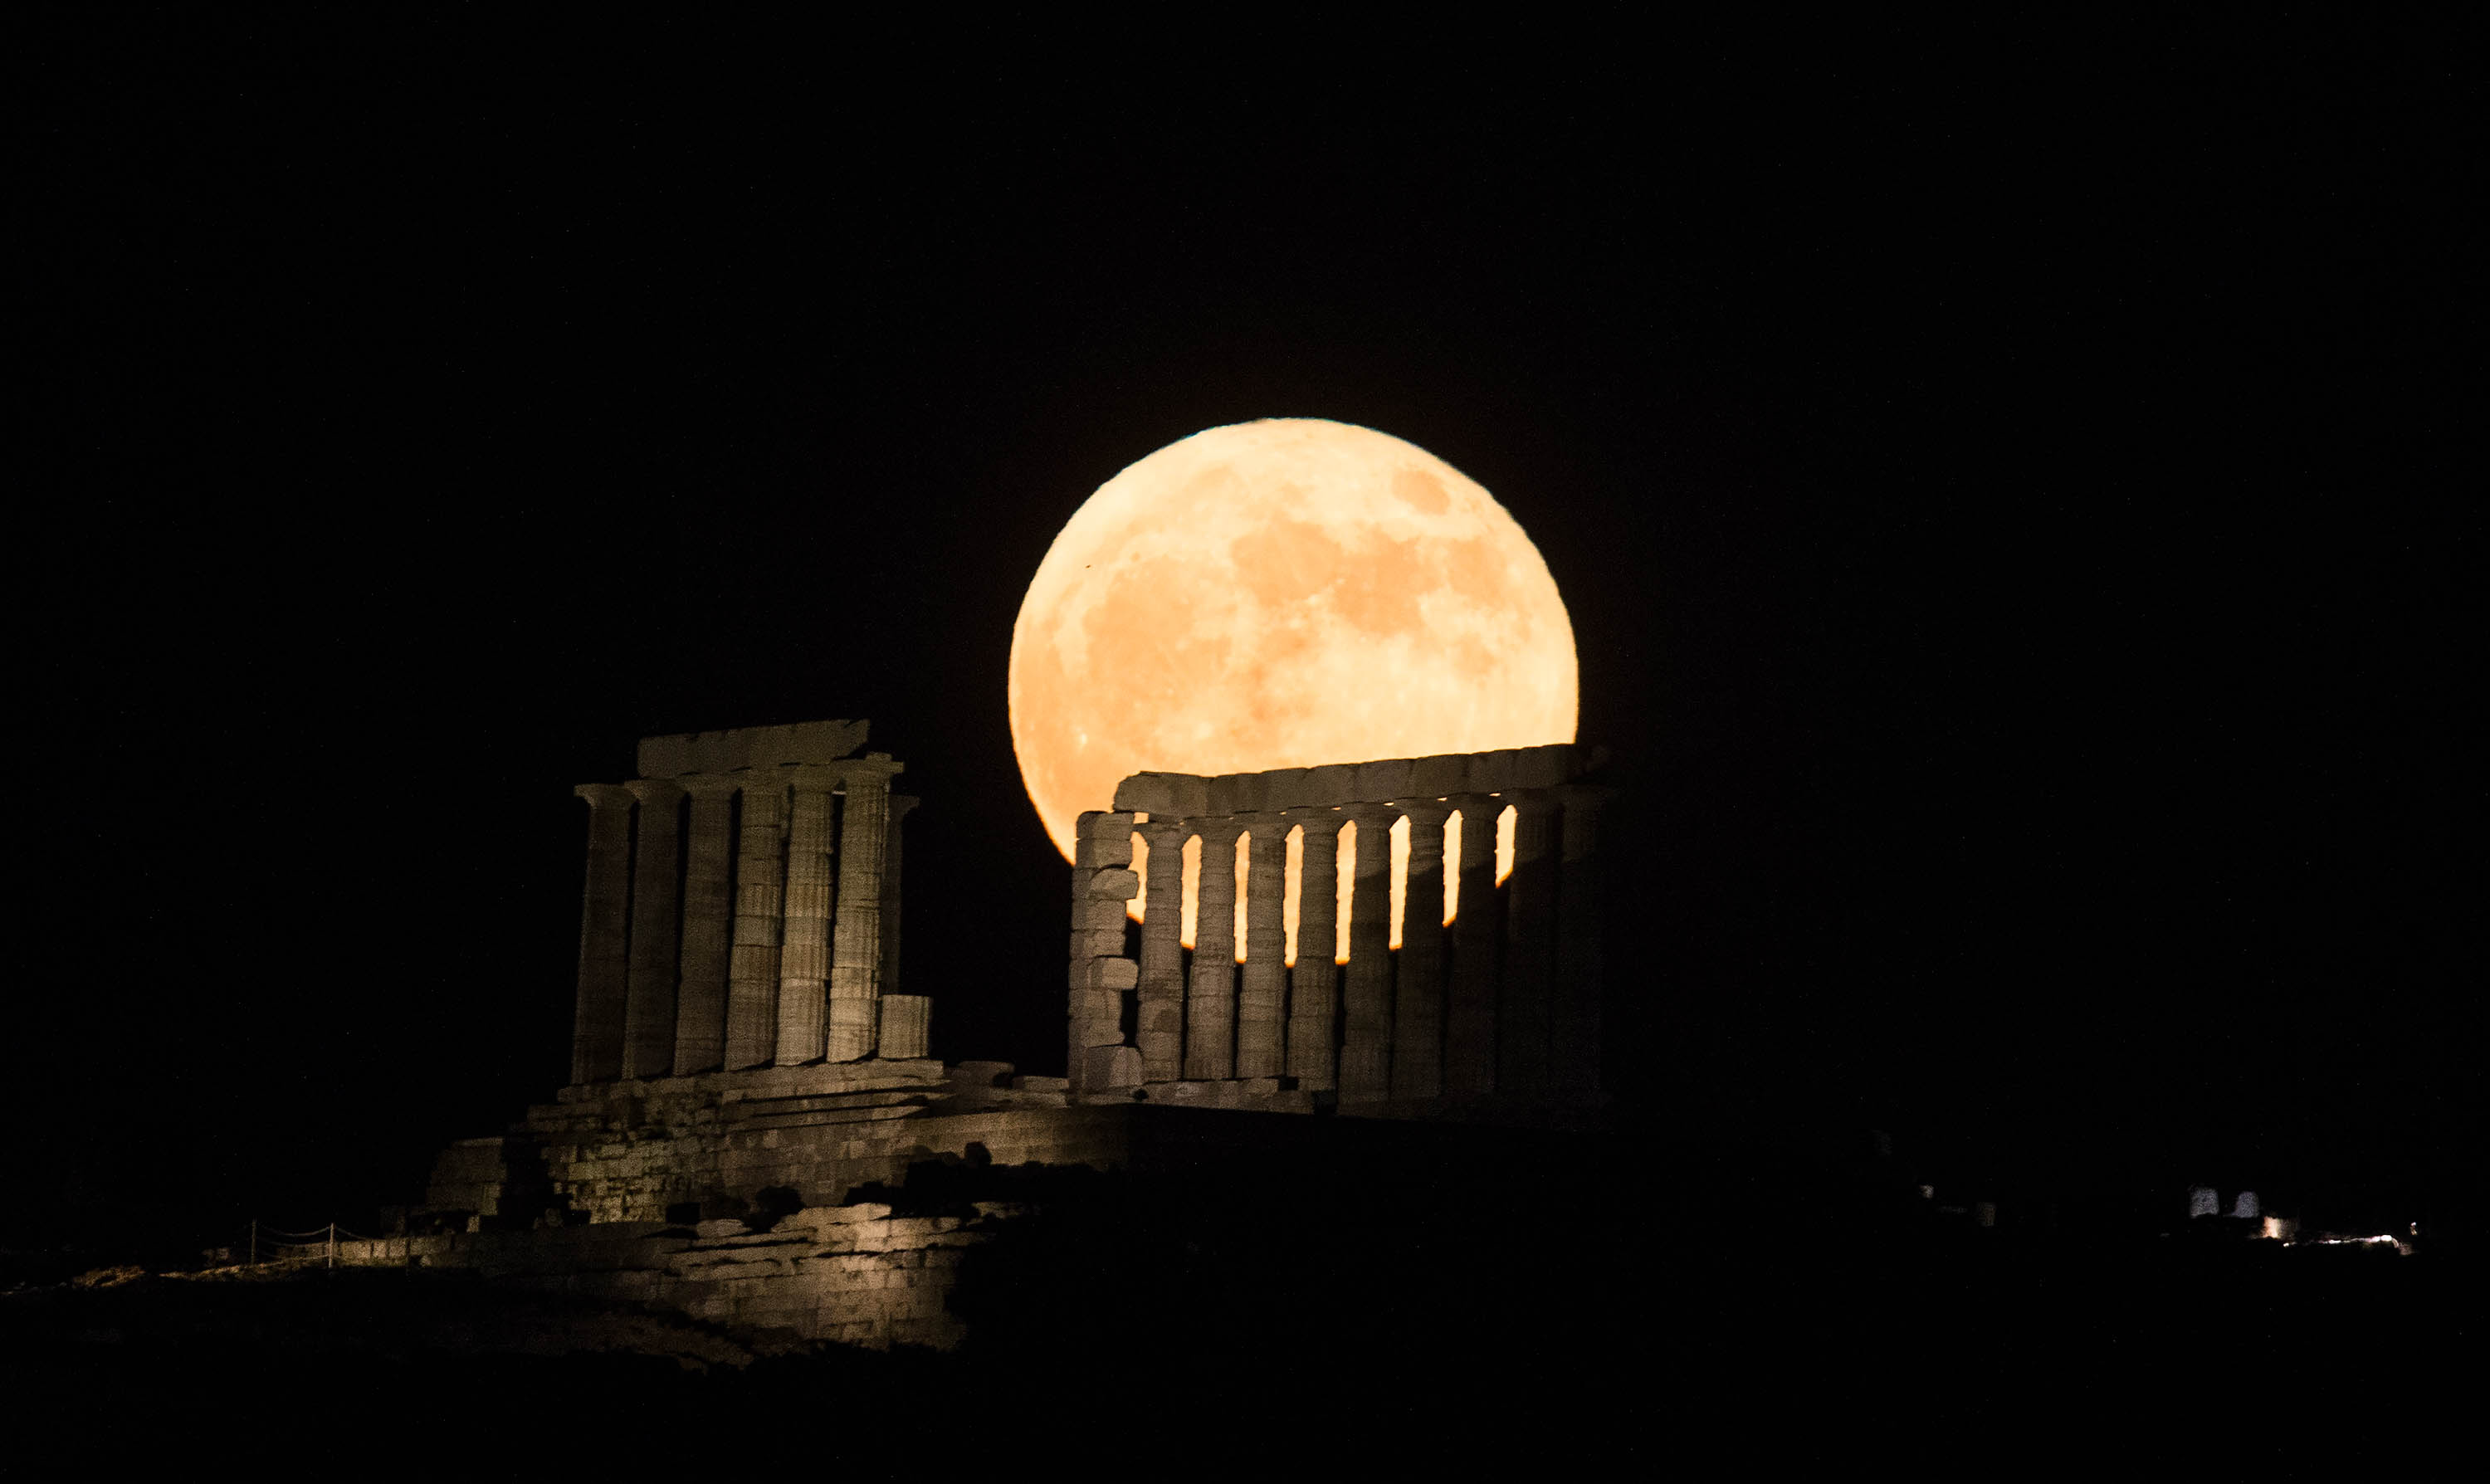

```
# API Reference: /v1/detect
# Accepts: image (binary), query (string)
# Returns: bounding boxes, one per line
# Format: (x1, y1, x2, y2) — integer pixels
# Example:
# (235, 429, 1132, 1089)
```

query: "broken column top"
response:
(1111, 742, 1608, 818)
(636, 719, 871, 779)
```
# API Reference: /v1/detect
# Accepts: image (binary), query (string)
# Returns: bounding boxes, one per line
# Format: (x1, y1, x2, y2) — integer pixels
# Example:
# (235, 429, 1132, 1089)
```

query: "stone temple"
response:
(378, 717, 1613, 1349)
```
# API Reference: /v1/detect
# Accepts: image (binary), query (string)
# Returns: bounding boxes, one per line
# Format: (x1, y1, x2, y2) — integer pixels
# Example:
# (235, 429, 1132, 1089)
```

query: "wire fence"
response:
(234, 1219, 391, 1269)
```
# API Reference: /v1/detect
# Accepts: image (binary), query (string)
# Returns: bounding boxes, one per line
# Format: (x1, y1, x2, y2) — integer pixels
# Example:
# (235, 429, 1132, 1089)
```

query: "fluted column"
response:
(1338, 805, 1398, 1101)
(1498, 791, 1560, 1095)
(1136, 818, 1188, 1082)
(1235, 818, 1289, 1078)
(725, 774, 786, 1069)
(671, 775, 739, 1076)
(774, 764, 841, 1065)
(1183, 818, 1244, 1079)
(1286, 812, 1341, 1090)
(828, 754, 903, 1062)
(1551, 785, 1614, 1100)
(620, 779, 684, 1081)
(569, 783, 636, 1085)
(877, 794, 919, 996)
(1445, 796, 1501, 1094)
(1392, 802, 1452, 1100)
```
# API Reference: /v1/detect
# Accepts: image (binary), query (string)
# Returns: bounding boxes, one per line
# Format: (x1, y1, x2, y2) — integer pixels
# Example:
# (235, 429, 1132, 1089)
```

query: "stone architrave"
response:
(671, 775, 740, 1076)
(877, 795, 919, 997)
(1183, 819, 1245, 1080)
(569, 783, 636, 1085)
(1135, 818, 1188, 1082)
(1444, 795, 1502, 1095)
(827, 755, 903, 1062)
(1235, 818, 1289, 1078)
(1498, 791, 1560, 1095)
(724, 774, 786, 1069)
(1392, 802, 1452, 1100)
(1286, 812, 1341, 1091)
(619, 779, 685, 1081)
(774, 764, 842, 1065)
(1550, 784, 1614, 1100)
(1337, 805, 1399, 1101)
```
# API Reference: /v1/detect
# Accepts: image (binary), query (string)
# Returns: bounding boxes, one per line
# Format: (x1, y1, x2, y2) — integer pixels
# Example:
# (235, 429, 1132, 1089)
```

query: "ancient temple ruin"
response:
(1067, 744, 1612, 1107)
(383, 718, 1614, 1349)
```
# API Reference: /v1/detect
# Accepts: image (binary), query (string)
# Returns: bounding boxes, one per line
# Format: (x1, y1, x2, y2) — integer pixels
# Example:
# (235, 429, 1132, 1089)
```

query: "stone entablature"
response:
(1069, 744, 1613, 1104)
(569, 720, 925, 1085)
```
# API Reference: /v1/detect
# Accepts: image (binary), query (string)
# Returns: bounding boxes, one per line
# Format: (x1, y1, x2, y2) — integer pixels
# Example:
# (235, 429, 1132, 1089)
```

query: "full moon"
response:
(1008, 417, 1577, 944)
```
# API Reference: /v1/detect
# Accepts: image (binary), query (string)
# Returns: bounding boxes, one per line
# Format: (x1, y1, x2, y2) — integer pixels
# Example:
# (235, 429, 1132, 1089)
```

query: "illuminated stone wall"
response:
(1067, 744, 1612, 1104)
(568, 720, 925, 1083)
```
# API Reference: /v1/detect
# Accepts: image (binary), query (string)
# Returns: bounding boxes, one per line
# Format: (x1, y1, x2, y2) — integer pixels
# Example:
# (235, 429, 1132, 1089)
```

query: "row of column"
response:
(571, 758, 921, 1085)
(1071, 785, 1609, 1103)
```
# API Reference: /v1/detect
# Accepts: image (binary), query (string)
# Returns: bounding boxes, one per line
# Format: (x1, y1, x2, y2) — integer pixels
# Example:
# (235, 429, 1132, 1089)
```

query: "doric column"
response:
(1235, 818, 1289, 1078)
(774, 764, 841, 1066)
(1286, 812, 1341, 1091)
(671, 774, 740, 1076)
(725, 773, 786, 1069)
(877, 795, 919, 997)
(569, 783, 636, 1085)
(1498, 791, 1560, 1096)
(1392, 802, 1452, 1100)
(878, 994, 932, 1059)
(1550, 784, 1614, 1100)
(1338, 805, 1399, 1101)
(1444, 795, 1501, 1095)
(1183, 818, 1244, 1080)
(1135, 818, 1188, 1082)
(828, 754, 903, 1062)
(619, 779, 684, 1081)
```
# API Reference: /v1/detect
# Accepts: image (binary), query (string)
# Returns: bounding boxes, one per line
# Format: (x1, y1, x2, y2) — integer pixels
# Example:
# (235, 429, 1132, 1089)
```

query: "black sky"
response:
(20, 15, 2474, 1248)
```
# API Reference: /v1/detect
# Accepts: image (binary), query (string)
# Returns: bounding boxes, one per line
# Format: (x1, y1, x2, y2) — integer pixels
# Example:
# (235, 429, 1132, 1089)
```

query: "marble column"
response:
(878, 993, 931, 1059)
(1444, 795, 1502, 1095)
(1235, 818, 1290, 1078)
(569, 783, 636, 1085)
(1183, 818, 1244, 1080)
(620, 779, 684, 1081)
(877, 794, 919, 997)
(1286, 812, 1341, 1091)
(1392, 802, 1452, 1100)
(1498, 791, 1560, 1096)
(1550, 784, 1614, 1100)
(1135, 818, 1189, 1082)
(828, 754, 903, 1062)
(774, 764, 841, 1066)
(671, 774, 739, 1076)
(725, 774, 786, 1070)
(1338, 805, 1399, 1101)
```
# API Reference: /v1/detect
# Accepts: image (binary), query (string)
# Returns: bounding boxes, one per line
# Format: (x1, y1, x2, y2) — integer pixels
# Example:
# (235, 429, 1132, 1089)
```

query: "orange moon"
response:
(1009, 418, 1577, 940)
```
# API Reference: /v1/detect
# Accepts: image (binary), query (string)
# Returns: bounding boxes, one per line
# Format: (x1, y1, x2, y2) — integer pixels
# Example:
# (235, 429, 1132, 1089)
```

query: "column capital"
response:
(783, 763, 845, 792)
(574, 783, 636, 811)
(622, 778, 686, 807)
(1394, 798, 1455, 825)
(888, 793, 921, 823)
(1503, 788, 1563, 815)
(1138, 813, 1189, 842)
(1341, 802, 1401, 827)
(1193, 815, 1248, 845)
(836, 753, 906, 788)
(678, 773, 745, 799)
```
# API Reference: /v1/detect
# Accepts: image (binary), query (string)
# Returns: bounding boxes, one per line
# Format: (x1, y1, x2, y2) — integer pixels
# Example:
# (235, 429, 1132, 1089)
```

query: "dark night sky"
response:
(20, 16, 2473, 1248)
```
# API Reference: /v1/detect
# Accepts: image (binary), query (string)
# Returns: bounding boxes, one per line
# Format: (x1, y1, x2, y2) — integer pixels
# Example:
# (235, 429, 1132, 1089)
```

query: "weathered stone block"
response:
(1086, 867, 1140, 899)
(1070, 957, 1140, 992)
(1355, 758, 1415, 800)
(1068, 897, 1129, 931)
(1066, 989, 1121, 1023)
(1083, 1045, 1143, 1088)
(1468, 750, 1517, 793)
(1075, 835, 1133, 869)
(1204, 773, 1262, 816)
(1112, 774, 1175, 813)
(1511, 743, 1575, 789)
(1068, 928, 1124, 959)
(1305, 763, 1359, 801)
(1410, 753, 1470, 798)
